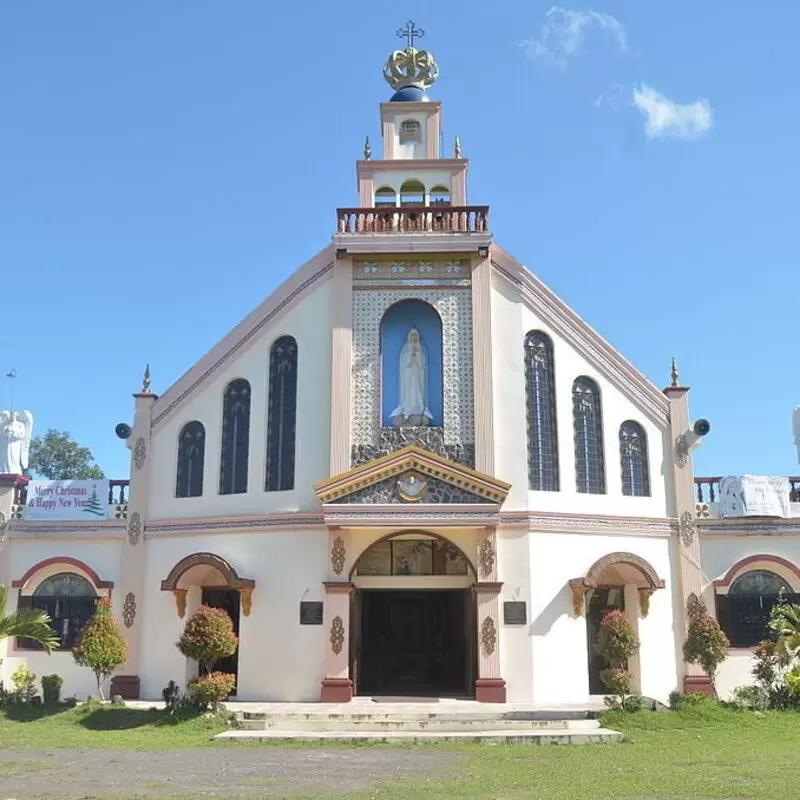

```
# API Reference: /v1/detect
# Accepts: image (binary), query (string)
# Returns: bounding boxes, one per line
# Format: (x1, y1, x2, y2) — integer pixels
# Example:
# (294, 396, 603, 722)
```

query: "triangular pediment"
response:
(314, 446, 510, 505)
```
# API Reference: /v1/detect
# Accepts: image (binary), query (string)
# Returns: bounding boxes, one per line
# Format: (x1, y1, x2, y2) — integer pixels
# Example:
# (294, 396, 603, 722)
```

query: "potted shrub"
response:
(176, 605, 238, 711)
(597, 609, 640, 710)
(682, 593, 729, 695)
(72, 597, 128, 700)
(41, 674, 64, 705)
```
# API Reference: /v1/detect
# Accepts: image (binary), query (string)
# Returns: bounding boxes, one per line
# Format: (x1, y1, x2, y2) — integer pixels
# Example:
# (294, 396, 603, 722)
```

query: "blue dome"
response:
(390, 85, 428, 102)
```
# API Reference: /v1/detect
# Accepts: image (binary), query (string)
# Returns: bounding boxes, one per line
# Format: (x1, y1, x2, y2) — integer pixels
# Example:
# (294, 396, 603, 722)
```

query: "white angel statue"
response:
(391, 328, 433, 426)
(0, 410, 34, 475)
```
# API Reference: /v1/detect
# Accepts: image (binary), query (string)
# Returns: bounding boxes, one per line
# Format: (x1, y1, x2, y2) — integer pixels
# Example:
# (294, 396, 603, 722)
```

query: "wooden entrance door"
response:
(586, 587, 625, 695)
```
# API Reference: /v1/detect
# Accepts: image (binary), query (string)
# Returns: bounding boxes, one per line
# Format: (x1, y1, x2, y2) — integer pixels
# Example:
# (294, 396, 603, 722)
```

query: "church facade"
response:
(2, 35, 800, 705)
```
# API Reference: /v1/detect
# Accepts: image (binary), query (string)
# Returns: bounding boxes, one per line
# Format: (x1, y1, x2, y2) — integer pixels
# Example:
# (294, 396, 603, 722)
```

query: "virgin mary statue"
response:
(391, 328, 433, 426)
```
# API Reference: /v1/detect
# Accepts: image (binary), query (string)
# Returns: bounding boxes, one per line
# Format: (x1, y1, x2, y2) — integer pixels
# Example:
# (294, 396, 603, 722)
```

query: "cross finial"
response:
(396, 20, 425, 49)
(670, 357, 679, 388)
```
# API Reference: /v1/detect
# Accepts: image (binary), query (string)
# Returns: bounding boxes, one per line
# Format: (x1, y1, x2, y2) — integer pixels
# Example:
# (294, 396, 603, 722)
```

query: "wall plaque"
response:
(503, 601, 527, 625)
(300, 601, 324, 625)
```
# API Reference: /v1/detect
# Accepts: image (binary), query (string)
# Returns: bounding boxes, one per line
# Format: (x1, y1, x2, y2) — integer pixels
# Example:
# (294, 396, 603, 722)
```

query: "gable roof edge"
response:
(491, 244, 669, 425)
(152, 244, 335, 431)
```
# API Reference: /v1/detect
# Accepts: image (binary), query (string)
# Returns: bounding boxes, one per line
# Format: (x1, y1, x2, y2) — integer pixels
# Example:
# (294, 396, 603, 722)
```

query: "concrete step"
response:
(233, 715, 601, 732)
(216, 727, 623, 745)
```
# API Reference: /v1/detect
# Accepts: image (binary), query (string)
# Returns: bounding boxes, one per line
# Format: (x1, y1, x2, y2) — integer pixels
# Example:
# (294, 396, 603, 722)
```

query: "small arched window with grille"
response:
(266, 336, 298, 492)
(219, 378, 251, 495)
(573, 376, 605, 494)
(176, 421, 205, 498)
(399, 119, 422, 143)
(619, 421, 650, 497)
(524, 331, 559, 491)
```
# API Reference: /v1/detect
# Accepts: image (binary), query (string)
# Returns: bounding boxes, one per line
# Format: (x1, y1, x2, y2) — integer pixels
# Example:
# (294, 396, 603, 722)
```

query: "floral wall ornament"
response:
(678, 510, 697, 546)
(478, 536, 495, 579)
(330, 615, 345, 655)
(127, 511, 142, 545)
(331, 536, 346, 575)
(133, 437, 147, 470)
(480, 616, 497, 656)
(0, 510, 7, 543)
(122, 592, 136, 628)
(674, 434, 689, 469)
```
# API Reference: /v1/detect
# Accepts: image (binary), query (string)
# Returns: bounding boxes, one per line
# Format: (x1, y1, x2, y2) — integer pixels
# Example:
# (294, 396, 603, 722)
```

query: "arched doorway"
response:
(350, 532, 477, 698)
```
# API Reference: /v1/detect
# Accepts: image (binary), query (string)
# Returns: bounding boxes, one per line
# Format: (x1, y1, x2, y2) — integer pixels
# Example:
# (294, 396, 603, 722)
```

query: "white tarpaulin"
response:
(25, 480, 109, 521)
(719, 475, 791, 518)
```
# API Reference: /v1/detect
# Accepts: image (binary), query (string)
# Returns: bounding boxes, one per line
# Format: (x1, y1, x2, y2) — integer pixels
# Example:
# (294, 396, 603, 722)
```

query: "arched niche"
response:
(380, 299, 443, 428)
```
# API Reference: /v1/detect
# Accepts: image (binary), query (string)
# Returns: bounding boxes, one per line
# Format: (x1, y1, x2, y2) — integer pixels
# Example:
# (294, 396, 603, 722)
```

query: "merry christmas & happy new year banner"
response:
(25, 480, 109, 521)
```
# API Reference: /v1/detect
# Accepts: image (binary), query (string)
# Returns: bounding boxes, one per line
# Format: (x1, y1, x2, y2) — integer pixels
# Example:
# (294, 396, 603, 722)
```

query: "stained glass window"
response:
(18, 572, 96, 651)
(717, 570, 798, 647)
(524, 331, 559, 491)
(266, 336, 298, 492)
(219, 379, 250, 495)
(619, 421, 650, 497)
(176, 421, 205, 498)
(573, 377, 605, 494)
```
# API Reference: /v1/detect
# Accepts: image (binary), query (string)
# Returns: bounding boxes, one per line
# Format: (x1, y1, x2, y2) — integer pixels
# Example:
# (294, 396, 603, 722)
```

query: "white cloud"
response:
(521, 7, 627, 68)
(595, 83, 624, 109)
(633, 84, 713, 139)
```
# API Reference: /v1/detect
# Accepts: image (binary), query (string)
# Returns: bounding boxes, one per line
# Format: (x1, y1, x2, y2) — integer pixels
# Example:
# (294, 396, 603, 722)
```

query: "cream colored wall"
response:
(0, 540, 122, 700)
(390, 112, 428, 160)
(491, 276, 671, 516)
(370, 170, 453, 203)
(148, 279, 334, 520)
(141, 530, 328, 701)
(516, 531, 679, 705)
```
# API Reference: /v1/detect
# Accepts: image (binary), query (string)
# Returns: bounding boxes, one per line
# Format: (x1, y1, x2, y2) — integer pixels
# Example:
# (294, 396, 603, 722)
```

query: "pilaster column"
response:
(114, 383, 158, 699)
(664, 384, 705, 692)
(475, 527, 505, 702)
(0, 475, 27, 612)
(320, 528, 355, 702)
(471, 256, 495, 475)
(329, 258, 353, 476)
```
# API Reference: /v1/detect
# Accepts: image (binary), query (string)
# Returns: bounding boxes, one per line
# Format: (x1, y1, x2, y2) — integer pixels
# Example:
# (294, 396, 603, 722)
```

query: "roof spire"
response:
(670, 357, 679, 388)
(142, 363, 151, 394)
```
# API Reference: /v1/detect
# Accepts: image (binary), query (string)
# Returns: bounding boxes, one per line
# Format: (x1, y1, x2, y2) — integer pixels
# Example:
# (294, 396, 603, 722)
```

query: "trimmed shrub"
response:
(10, 663, 37, 703)
(188, 672, 236, 711)
(41, 674, 63, 705)
(729, 685, 769, 710)
(597, 610, 641, 710)
(683, 593, 729, 690)
(177, 606, 238, 674)
(72, 597, 128, 700)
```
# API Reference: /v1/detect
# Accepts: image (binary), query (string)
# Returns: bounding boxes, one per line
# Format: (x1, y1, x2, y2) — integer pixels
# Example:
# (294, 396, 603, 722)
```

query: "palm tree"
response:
(770, 602, 800, 654)
(0, 585, 60, 653)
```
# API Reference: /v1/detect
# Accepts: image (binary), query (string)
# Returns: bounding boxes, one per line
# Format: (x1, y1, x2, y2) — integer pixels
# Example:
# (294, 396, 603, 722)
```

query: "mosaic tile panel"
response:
(332, 472, 487, 505)
(351, 283, 474, 452)
(351, 427, 475, 468)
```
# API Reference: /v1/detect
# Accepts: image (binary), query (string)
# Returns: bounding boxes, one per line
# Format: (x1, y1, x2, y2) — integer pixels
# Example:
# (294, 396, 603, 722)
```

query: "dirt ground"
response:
(0, 747, 461, 799)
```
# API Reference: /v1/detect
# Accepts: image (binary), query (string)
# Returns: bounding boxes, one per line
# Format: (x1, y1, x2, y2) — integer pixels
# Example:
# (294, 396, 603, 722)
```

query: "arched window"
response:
(430, 185, 451, 206)
(717, 570, 796, 647)
(375, 187, 397, 208)
(266, 336, 298, 492)
(219, 379, 250, 495)
(18, 573, 97, 650)
(619, 421, 649, 497)
(399, 119, 422, 143)
(400, 180, 425, 207)
(573, 377, 605, 494)
(524, 331, 559, 491)
(176, 421, 205, 498)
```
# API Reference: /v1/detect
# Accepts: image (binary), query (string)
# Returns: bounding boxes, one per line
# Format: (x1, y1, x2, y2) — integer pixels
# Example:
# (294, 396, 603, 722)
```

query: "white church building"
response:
(2, 33, 800, 705)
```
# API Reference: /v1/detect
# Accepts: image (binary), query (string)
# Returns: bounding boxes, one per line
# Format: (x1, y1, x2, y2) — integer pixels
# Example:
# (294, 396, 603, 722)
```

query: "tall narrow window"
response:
(524, 331, 559, 491)
(619, 421, 650, 497)
(219, 379, 250, 495)
(266, 336, 298, 491)
(573, 377, 605, 494)
(176, 421, 205, 498)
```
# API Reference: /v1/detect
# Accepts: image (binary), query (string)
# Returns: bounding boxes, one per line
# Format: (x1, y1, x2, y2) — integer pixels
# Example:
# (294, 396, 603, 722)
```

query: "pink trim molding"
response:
(12, 557, 114, 590)
(713, 554, 800, 589)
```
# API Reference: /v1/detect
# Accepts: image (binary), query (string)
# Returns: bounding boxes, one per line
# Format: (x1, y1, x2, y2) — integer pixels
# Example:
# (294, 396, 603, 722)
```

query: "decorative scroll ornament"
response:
(678, 510, 697, 546)
(240, 588, 252, 617)
(127, 511, 142, 546)
(0, 510, 7, 543)
(133, 437, 147, 470)
(638, 588, 654, 618)
(571, 585, 590, 617)
(383, 47, 439, 91)
(330, 615, 345, 655)
(675, 434, 689, 468)
(331, 536, 346, 575)
(480, 616, 497, 656)
(122, 592, 136, 628)
(172, 589, 188, 618)
(478, 536, 495, 579)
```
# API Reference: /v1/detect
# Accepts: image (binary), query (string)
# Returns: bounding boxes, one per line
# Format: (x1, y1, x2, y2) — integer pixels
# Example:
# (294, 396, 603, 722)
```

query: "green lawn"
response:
(1, 702, 798, 798)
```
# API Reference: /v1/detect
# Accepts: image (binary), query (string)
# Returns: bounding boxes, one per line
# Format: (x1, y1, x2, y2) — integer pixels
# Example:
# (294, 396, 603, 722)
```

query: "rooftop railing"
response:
(695, 476, 800, 504)
(337, 205, 490, 235)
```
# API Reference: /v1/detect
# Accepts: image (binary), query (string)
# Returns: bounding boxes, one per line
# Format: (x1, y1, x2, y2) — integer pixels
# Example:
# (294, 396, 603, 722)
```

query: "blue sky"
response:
(2, 2, 799, 480)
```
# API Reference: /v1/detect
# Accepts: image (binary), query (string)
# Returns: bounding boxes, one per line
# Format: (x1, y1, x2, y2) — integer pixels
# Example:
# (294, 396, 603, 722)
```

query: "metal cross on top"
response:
(396, 20, 425, 49)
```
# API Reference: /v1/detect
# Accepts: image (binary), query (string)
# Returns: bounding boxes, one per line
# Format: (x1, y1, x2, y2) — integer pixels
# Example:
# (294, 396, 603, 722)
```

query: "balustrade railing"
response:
(337, 205, 490, 234)
(695, 477, 800, 503)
